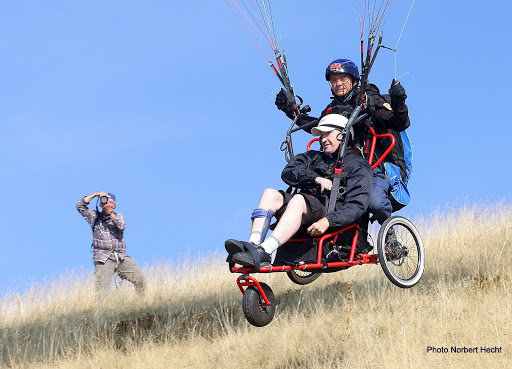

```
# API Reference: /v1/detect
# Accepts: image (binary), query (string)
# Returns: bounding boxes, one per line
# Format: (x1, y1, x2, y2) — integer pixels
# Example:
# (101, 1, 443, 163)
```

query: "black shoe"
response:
(385, 228, 406, 260)
(225, 239, 245, 255)
(360, 243, 373, 253)
(385, 228, 397, 244)
(232, 245, 271, 267)
(356, 238, 373, 253)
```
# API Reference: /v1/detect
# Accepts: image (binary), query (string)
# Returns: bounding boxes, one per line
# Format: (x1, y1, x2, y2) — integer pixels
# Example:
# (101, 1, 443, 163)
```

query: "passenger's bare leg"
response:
(260, 195, 308, 254)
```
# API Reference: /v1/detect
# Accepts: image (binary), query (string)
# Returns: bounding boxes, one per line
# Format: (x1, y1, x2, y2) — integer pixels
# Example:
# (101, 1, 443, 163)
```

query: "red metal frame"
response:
(306, 128, 395, 169)
(306, 137, 319, 152)
(236, 274, 271, 306)
(368, 127, 395, 169)
(231, 223, 378, 275)
(232, 125, 396, 300)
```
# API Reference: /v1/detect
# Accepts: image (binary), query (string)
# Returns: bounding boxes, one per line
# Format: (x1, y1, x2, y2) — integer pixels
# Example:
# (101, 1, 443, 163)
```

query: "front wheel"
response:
(242, 282, 276, 327)
(377, 216, 425, 288)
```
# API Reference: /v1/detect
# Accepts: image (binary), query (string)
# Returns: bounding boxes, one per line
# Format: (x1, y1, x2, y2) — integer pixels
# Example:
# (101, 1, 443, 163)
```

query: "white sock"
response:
(261, 235, 281, 254)
(249, 231, 262, 245)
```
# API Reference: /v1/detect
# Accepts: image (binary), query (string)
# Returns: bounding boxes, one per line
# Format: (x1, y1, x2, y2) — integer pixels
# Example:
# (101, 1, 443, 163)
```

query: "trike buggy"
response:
(226, 110, 425, 327)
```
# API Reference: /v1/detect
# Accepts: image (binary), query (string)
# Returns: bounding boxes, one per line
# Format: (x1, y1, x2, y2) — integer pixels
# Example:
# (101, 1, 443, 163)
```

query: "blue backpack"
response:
(384, 131, 413, 211)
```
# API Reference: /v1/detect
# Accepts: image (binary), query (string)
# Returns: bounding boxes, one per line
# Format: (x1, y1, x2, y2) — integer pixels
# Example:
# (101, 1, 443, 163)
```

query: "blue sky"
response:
(1, 1, 511, 295)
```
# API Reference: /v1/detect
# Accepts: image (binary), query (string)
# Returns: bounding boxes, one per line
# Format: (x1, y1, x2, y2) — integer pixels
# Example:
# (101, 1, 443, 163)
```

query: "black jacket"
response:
(281, 146, 373, 229)
(293, 84, 410, 178)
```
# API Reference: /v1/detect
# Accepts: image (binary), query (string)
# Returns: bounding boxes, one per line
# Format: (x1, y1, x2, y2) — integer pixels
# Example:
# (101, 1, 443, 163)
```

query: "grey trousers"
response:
(94, 254, 146, 294)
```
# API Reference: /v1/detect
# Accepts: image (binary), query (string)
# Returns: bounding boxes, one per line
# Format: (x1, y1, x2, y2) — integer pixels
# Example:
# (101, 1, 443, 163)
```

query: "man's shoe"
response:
(225, 239, 245, 255)
(232, 245, 271, 267)
(357, 238, 373, 253)
(384, 228, 406, 261)
(385, 228, 397, 244)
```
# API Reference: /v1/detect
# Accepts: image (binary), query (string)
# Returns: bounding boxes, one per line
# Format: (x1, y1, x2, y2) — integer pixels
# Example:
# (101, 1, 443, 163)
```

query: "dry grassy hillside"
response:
(1, 203, 511, 369)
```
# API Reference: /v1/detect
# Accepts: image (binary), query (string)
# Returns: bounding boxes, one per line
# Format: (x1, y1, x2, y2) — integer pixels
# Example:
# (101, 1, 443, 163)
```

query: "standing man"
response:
(76, 192, 146, 294)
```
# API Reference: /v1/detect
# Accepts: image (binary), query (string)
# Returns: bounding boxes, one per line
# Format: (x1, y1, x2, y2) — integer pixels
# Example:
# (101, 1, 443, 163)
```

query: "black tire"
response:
(242, 282, 276, 327)
(377, 216, 425, 288)
(286, 269, 321, 285)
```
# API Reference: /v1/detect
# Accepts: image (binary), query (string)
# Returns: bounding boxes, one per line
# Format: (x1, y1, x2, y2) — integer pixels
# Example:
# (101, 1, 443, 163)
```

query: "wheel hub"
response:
(385, 241, 407, 261)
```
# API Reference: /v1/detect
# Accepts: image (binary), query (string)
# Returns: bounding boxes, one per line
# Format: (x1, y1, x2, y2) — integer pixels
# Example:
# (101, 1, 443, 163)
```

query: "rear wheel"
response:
(242, 282, 276, 327)
(286, 269, 321, 285)
(377, 216, 425, 288)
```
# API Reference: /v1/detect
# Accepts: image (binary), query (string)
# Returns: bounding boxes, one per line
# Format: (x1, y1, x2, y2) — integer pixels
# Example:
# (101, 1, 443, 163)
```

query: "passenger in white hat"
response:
(226, 114, 373, 268)
(311, 114, 354, 156)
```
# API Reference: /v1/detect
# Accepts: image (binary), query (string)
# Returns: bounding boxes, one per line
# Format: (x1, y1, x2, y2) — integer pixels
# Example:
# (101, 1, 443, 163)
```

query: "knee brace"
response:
(251, 208, 274, 244)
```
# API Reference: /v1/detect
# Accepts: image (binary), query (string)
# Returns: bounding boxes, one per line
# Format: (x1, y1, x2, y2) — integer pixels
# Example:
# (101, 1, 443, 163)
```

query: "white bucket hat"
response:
(311, 114, 349, 136)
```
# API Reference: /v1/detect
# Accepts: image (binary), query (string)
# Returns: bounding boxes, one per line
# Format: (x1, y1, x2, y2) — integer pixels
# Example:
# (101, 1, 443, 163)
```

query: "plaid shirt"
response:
(76, 198, 128, 263)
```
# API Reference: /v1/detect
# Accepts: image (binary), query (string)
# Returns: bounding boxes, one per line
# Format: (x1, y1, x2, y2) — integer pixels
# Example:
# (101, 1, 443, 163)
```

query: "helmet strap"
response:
(331, 89, 356, 104)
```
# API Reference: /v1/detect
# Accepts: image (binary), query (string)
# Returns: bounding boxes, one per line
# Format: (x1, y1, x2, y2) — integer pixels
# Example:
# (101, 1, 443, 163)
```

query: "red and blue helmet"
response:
(325, 59, 360, 82)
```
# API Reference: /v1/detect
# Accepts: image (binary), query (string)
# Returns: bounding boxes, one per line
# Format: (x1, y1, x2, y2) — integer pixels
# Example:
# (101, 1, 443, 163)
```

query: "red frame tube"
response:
(306, 137, 319, 151)
(236, 274, 271, 306)
(307, 128, 395, 169)
(231, 222, 378, 275)
(368, 126, 395, 169)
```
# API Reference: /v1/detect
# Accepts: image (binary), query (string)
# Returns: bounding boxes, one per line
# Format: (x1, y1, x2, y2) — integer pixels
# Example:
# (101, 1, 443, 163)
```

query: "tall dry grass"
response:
(1, 203, 511, 369)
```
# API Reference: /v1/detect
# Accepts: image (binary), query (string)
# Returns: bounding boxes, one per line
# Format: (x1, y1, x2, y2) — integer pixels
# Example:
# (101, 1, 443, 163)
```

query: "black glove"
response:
(275, 88, 296, 119)
(389, 79, 407, 107)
